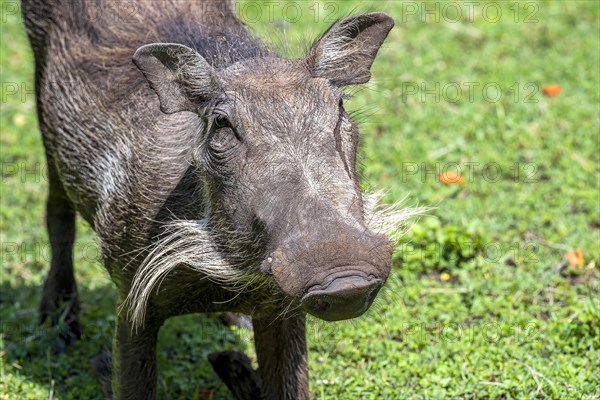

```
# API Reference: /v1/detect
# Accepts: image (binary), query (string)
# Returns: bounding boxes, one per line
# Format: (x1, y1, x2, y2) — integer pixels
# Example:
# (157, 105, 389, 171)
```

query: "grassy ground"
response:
(1, 0, 599, 399)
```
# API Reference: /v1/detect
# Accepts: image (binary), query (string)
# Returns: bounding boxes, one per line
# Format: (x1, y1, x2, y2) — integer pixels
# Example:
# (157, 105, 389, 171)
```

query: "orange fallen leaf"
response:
(542, 84, 561, 97)
(439, 171, 465, 185)
(565, 249, 584, 268)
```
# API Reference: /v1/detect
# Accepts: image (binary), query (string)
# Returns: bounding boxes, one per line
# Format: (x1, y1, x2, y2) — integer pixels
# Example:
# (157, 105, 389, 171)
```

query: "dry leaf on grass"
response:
(542, 84, 561, 97)
(565, 249, 584, 268)
(439, 171, 465, 185)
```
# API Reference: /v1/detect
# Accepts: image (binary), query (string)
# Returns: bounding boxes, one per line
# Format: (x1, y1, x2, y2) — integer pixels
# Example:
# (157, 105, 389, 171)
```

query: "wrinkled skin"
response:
(22, 0, 396, 398)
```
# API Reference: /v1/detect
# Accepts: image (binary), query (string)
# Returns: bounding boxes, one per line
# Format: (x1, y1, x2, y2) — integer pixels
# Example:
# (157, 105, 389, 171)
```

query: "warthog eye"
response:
(211, 114, 242, 142)
(206, 114, 242, 162)
(214, 115, 231, 129)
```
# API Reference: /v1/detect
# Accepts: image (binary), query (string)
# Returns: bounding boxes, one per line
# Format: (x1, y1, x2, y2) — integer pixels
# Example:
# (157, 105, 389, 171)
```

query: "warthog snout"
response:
(269, 225, 393, 321)
(302, 274, 384, 321)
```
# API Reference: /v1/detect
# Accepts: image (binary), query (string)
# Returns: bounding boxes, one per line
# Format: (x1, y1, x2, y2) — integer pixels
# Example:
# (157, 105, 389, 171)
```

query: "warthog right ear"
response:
(305, 12, 395, 86)
(133, 43, 219, 114)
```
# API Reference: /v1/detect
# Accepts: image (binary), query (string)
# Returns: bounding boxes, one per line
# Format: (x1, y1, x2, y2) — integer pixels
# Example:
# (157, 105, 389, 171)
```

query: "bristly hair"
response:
(362, 191, 428, 246)
(121, 218, 267, 331)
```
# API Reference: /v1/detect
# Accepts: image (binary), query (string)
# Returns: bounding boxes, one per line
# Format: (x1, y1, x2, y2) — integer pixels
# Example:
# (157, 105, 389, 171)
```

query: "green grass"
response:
(1, 1, 599, 399)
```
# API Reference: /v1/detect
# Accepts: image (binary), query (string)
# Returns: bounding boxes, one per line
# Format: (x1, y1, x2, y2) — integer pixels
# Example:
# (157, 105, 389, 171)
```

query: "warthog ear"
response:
(305, 12, 394, 86)
(133, 43, 219, 114)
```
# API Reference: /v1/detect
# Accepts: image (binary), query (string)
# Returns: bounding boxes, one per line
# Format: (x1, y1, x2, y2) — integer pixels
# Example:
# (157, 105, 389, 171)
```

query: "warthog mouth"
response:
(301, 273, 383, 321)
(302, 271, 380, 295)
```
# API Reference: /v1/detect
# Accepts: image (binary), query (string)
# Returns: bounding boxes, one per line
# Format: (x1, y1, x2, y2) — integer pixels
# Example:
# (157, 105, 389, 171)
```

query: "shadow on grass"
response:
(0, 279, 252, 399)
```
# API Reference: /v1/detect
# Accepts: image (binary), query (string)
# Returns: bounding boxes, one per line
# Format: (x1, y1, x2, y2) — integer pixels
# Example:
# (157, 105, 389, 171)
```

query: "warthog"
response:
(22, 0, 412, 398)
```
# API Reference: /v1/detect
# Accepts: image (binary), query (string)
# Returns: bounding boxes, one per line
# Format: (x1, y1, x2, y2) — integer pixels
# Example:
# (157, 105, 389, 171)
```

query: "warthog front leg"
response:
(253, 313, 309, 400)
(110, 314, 161, 400)
(39, 156, 80, 347)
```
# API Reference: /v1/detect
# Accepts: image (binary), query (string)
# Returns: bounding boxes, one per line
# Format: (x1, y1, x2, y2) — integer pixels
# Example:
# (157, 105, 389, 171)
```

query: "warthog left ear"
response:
(133, 43, 220, 114)
(305, 12, 395, 86)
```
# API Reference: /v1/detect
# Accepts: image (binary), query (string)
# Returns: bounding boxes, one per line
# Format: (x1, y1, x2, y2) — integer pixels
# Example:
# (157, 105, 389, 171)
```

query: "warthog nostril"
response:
(301, 275, 383, 321)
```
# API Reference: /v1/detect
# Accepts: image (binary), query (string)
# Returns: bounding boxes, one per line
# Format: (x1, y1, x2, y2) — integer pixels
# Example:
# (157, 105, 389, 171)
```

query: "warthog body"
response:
(22, 0, 408, 398)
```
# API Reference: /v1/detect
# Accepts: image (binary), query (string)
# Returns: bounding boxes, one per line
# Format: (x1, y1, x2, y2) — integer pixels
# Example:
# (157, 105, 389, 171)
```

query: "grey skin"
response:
(22, 1, 396, 399)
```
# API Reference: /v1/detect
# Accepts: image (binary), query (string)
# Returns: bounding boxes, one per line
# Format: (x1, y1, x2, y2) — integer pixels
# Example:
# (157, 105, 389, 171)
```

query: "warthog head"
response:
(130, 13, 409, 323)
